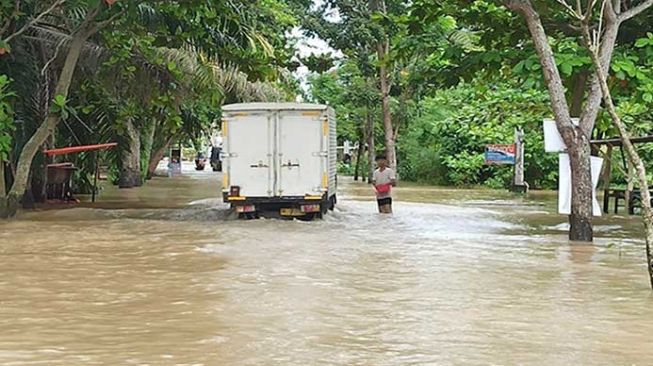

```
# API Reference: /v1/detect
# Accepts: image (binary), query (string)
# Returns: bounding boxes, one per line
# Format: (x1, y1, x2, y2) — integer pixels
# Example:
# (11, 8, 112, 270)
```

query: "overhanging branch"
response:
(618, 0, 653, 22)
(89, 9, 125, 35)
(0, 0, 21, 38)
(3, 0, 66, 44)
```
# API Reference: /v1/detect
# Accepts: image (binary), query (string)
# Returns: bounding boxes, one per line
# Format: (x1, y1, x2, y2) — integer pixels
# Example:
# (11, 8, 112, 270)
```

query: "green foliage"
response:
(309, 60, 379, 143)
(611, 34, 653, 106)
(398, 80, 558, 189)
(305, 0, 653, 193)
(337, 161, 356, 175)
(0, 0, 302, 195)
(595, 34, 653, 184)
(0, 74, 13, 161)
(49, 94, 72, 120)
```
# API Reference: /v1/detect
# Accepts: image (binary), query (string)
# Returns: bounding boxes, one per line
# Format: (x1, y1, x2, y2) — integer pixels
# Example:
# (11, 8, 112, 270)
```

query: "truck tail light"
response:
(300, 204, 321, 213)
(230, 185, 240, 197)
(236, 205, 256, 213)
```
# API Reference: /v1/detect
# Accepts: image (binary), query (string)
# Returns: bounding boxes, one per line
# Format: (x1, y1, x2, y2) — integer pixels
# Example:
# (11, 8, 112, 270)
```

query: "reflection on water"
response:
(1, 166, 652, 365)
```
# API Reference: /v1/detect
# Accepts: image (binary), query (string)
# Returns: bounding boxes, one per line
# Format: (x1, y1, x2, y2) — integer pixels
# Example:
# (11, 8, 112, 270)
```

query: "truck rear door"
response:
(225, 113, 273, 197)
(276, 110, 325, 197)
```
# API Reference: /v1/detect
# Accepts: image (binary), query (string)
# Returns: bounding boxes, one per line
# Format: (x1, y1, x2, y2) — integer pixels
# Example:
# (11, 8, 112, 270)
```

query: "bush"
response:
(0, 75, 14, 162)
(338, 161, 355, 176)
(397, 80, 558, 189)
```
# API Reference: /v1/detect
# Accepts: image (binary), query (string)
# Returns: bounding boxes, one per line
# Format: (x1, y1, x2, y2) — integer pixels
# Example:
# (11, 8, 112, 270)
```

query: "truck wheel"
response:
(328, 195, 336, 211)
(239, 212, 258, 220)
(315, 202, 327, 219)
(298, 213, 318, 221)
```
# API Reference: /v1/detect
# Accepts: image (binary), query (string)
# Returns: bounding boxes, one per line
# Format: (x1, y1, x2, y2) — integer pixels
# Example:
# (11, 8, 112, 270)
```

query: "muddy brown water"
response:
(1, 164, 652, 365)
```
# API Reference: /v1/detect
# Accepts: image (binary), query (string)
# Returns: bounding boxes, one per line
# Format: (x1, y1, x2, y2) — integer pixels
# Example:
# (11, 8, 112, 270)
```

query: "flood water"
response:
(1, 164, 652, 365)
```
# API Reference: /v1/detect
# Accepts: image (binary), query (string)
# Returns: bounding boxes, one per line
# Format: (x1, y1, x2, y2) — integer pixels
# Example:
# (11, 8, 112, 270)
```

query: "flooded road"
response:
(1, 165, 652, 365)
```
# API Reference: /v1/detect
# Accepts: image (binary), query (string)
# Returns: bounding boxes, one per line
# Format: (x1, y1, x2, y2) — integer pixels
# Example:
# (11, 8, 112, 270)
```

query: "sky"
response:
(290, 0, 343, 99)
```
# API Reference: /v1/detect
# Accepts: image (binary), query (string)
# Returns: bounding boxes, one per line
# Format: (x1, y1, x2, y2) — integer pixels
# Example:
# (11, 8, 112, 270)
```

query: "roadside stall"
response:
(43, 143, 117, 203)
(591, 135, 653, 214)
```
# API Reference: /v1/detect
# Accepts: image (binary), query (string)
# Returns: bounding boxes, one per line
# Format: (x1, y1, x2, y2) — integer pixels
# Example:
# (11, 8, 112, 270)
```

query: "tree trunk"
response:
(370, 0, 395, 170)
(570, 72, 587, 117)
(0, 161, 5, 198)
(118, 118, 142, 188)
(600, 145, 613, 213)
(140, 118, 156, 180)
(600, 76, 653, 287)
(377, 41, 396, 170)
(29, 152, 47, 203)
(626, 158, 635, 213)
(0, 162, 15, 216)
(583, 21, 653, 287)
(354, 133, 363, 181)
(0, 192, 19, 218)
(513, 128, 526, 189)
(507, 0, 594, 241)
(578, 2, 620, 134)
(366, 110, 375, 184)
(4, 12, 99, 217)
(147, 137, 173, 179)
(567, 141, 594, 241)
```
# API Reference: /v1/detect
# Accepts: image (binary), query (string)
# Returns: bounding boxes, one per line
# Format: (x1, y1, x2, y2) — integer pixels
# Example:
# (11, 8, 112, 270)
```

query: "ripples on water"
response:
(1, 172, 652, 365)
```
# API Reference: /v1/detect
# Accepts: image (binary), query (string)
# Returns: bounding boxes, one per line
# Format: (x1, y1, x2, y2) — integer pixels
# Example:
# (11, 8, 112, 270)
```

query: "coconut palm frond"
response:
(20, 25, 106, 75)
(253, 33, 275, 58)
(152, 47, 227, 97)
(0, 38, 53, 162)
(136, 3, 158, 26)
(65, 4, 88, 25)
(448, 29, 483, 52)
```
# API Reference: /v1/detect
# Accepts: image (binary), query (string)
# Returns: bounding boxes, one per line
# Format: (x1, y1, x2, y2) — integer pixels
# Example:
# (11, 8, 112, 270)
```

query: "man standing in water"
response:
(372, 155, 396, 213)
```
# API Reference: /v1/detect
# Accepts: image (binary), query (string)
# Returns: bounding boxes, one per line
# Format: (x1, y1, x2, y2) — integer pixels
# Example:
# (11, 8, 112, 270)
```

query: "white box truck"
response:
(221, 103, 337, 218)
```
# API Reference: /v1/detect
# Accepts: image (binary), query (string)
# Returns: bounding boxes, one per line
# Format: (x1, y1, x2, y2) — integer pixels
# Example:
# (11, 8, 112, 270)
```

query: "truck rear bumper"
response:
(223, 192, 326, 205)
(224, 192, 332, 217)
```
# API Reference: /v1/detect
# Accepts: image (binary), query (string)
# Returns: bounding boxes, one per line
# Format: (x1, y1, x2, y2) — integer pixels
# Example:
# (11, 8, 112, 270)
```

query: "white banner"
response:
(543, 118, 580, 152)
(558, 153, 603, 217)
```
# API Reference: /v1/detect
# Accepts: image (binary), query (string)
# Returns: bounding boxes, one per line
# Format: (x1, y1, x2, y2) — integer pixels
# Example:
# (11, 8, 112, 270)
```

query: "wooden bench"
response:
(603, 188, 653, 214)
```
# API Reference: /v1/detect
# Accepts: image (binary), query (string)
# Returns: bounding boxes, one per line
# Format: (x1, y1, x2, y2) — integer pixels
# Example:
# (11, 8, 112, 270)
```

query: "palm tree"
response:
(0, 0, 294, 215)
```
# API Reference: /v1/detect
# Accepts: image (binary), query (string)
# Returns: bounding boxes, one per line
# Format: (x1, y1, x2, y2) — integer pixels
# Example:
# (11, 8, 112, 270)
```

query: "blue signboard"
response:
(485, 144, 516, 165)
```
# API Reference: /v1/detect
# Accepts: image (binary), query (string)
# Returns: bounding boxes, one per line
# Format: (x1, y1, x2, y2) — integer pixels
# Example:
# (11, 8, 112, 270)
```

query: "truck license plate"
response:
(280, 208, 305, 216)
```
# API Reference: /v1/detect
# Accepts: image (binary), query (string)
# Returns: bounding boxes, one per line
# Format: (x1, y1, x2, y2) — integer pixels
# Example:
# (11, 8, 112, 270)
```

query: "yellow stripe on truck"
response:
(221, 120, 228, 137)
(302, 111, 322, 117)
(222, 173, 229, 189)
(305, 195, 322, 200)
(322, 120, 329, 136)
(227, 196, 247, 201)
(322, 173, 328, 188)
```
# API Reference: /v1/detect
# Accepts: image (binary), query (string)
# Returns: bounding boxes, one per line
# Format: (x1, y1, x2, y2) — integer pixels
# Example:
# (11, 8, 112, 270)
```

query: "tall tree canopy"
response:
(0, 0, 308, 216)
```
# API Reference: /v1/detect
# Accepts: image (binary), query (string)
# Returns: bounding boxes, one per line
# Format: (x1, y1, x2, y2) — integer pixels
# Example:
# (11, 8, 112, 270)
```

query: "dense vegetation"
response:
(0, 0, 305, 215)
(307, 1, 653, 189)
(0, 0, 652, 216)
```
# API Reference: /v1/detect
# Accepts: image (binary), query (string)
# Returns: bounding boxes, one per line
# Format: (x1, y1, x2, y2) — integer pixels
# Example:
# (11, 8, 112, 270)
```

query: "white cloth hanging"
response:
(558, 153, 603, 217)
